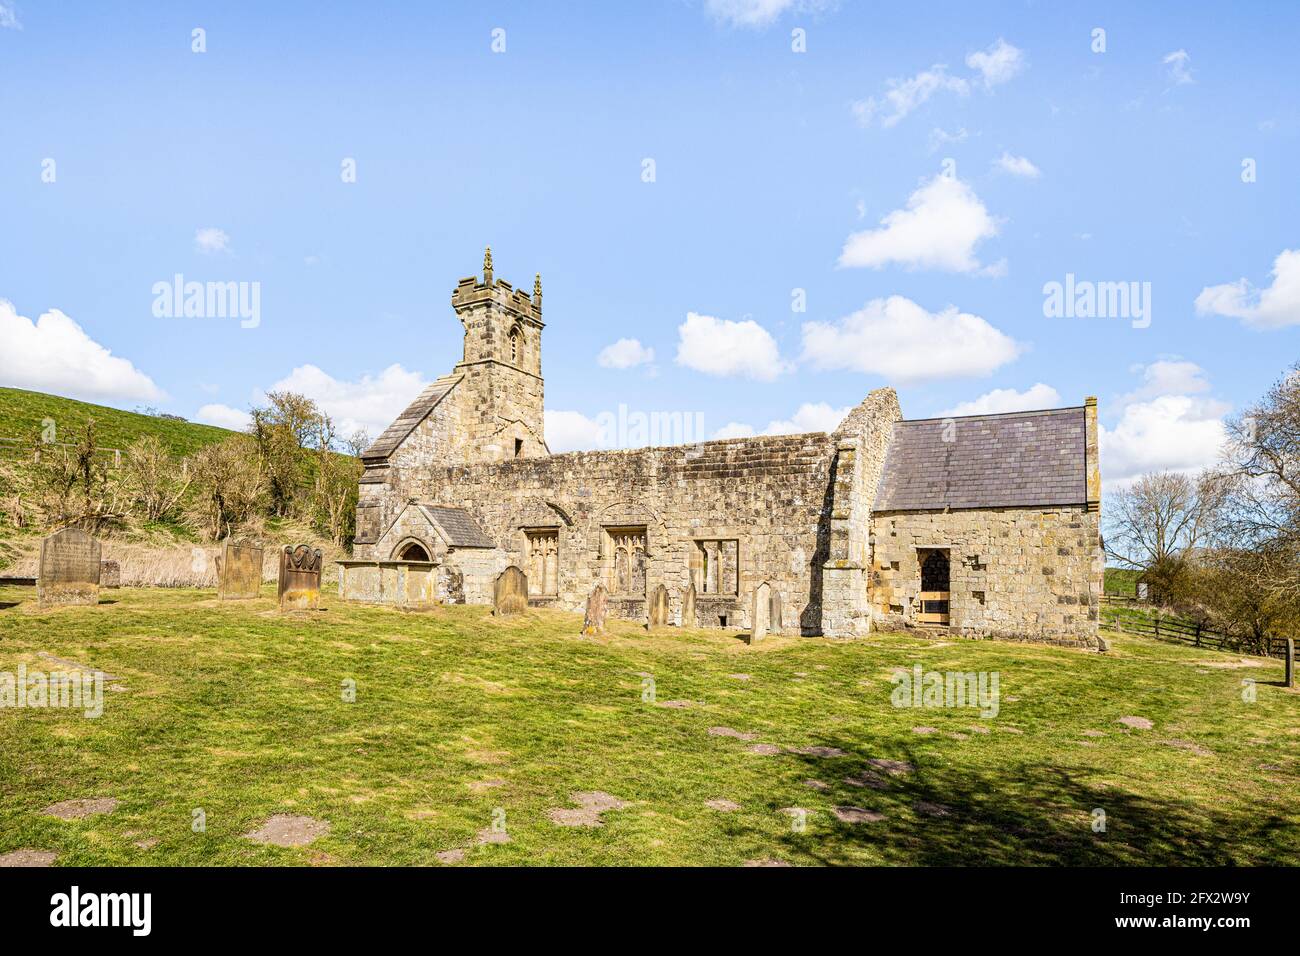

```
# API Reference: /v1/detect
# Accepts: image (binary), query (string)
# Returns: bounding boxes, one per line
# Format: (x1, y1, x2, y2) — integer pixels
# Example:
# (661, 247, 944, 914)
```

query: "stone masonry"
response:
(344, 250, 1103, 646)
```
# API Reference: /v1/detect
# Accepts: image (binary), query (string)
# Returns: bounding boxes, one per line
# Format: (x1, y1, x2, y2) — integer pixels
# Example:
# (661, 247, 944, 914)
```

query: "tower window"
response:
(515, 438, 524, 457)
(510, 329, 519, 364)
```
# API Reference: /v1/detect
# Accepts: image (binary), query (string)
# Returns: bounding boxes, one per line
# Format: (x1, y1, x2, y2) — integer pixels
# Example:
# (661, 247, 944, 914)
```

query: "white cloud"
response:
(194, 227, 231, 255)
(544, 409, 606, 453)
(265, 363, 430, 438)
(196, 403, 252, 431)
(675, 312, 789, 381)
(838, 174, 1002, 274)
(1162, 49, 1194, 86)
(801, 295, 1022, 384)
(993, 152, 1041, 178)
(1121, 359, 1210, 403)
(0, 299, 163, 403)
(597, 337, 655, 369)
(1100, 360, 1228, 489)
(852, 66, 969, 128)
(0, 3, 20, 29)
(966, 38, 1025, 87)
(715, 401, 851, 439)
(704, 0, 830, 29)
(940, 383, 1061, 417)
(1194, 248, 1300, 330)
(928, 126, 969, 152)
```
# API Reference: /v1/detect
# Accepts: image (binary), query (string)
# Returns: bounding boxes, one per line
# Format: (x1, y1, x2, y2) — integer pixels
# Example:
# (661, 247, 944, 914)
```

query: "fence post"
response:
(1193, 621, 1201, 647)
(1287, 638, 1295, 689)
(1154, 613, 1160, 640)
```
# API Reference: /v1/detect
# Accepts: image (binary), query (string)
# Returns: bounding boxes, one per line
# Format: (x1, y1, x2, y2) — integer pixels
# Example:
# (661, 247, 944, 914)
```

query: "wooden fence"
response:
(1104, 609, 1292, 660)
(0, 437, 124, 467)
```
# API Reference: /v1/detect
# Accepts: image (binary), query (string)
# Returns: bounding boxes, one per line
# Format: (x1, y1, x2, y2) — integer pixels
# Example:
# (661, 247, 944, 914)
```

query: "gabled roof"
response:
(873, 406, 1088, 512)
(417, 504, 495, 549)
(362, 375, 461, 461)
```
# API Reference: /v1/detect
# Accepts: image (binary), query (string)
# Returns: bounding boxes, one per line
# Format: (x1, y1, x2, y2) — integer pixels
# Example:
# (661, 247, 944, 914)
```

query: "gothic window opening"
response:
(606, 526, 647, 596)
(692, 539, 738, 595)
(509, 328, 520, 365)
(525, 529, 559, 596)
(397, 541, 431, 562)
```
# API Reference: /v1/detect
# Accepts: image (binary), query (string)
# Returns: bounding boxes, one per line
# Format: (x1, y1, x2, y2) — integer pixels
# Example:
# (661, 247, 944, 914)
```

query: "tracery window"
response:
(525, 529, 559, 595)
(606, 526, 647, 596)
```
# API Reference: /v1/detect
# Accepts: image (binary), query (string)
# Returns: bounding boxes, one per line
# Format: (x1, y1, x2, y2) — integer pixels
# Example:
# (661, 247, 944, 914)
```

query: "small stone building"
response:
(340, 251, 1103, 647)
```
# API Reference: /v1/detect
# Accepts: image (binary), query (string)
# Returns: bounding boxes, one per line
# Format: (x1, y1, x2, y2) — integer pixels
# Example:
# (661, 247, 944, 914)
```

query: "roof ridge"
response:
(899, 405, 1085, 425)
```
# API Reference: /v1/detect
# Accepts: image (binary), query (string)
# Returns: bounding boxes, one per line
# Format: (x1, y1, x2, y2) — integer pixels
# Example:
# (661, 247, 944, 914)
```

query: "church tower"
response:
(449, 247, 547, 460)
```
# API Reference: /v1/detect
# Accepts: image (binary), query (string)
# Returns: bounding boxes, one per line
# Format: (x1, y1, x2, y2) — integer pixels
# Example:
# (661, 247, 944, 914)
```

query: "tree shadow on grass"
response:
(763, 741, 1297, 866)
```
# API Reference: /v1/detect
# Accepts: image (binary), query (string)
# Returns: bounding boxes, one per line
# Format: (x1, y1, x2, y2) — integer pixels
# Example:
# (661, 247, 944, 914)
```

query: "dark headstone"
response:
(217, 541, 263, 600)
(582, 584, 608, 635)
(647, 584, 670, 630)
(99, 560, 121, 589)
(37, 528, 101, 608)
(278, 545, 322, 611)
(748, 581, 772, 644)
(682, 583, 696, 628)
(493, 566, 528, 616)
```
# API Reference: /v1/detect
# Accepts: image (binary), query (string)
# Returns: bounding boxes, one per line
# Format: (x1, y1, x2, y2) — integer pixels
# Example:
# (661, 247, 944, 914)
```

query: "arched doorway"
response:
(395, 541, 431, 562)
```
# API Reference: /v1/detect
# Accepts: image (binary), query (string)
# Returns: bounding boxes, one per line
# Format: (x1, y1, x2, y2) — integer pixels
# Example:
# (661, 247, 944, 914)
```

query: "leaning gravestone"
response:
(748, 581, 772, 645)
(217, 540, 263, 600)
(647, 584, 670, 631)
(99, 560, 121, 589)
(494, 566, 528, 616)
(582, 584, 608, 635)
(278, 545, 322, 611)
(681, 583, 696, 628)
(37, 528, 101, 608)
(768, 587, 783, 637)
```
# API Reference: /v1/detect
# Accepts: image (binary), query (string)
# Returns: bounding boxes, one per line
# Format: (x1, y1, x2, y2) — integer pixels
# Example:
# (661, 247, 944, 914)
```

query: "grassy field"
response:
(0, 386, 234, 459)
(1104, 567, 1140, 596)
(1, 586, 1296, 866)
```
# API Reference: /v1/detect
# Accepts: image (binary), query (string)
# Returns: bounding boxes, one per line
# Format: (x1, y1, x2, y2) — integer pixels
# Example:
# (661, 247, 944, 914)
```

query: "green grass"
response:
(0, 386, 234, 458)
(1, 587, 1296, 866)
(1105, 567, 1140, 596)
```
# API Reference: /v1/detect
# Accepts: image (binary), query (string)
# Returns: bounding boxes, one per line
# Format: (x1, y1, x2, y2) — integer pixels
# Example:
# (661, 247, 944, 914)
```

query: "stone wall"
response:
(868, 506, 1103, 648)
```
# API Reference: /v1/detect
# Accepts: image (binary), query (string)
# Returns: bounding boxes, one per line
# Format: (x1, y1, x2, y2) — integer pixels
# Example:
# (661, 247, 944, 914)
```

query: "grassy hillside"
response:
(0, 592, 1295, 866)
(0, 387, 235, 459)
(1105, 567, 1140, 596)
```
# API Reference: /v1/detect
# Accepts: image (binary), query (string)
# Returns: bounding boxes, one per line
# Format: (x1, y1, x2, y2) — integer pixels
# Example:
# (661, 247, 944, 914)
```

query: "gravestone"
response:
(748, 581, 772, 645)
(278, 545, 323, 611)
(647, 584, 670, 631)
(99, 560, 121, 589)
(681, 583, 696, 628)
(37, 528, 101, 608)
(493, 565, 528, 616)
(582, 584, 608, 635)
(768, 587, 783, 636)
(217, 541, 263, 600)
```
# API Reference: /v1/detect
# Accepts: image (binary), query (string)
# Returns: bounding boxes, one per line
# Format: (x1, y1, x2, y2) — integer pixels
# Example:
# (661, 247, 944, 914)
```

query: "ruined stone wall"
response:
(368, 431, 842, 633)
(869, 506, 1103, 648)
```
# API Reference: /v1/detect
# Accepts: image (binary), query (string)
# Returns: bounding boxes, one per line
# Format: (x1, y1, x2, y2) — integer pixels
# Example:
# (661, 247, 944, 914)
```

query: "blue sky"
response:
(1, 1, 1297, 487)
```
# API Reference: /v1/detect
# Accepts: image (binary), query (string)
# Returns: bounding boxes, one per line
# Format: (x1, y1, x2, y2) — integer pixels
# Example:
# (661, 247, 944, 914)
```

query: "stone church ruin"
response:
(340, 250, 1103, 647)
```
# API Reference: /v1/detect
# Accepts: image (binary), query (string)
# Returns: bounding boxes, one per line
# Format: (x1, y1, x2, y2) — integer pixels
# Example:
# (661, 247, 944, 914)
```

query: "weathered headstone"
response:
(1287, 638, 1295, 689)
(217, 540, 263, 600)
(681, 583, 696, 628)
(99, 560, 121, 589)
(582, 584, 608, 635)
(748, 581, 772, 644)
(278, 545, 322, 611)
(769, 587, 783, 637)
(493, 565, 528, 616)
(37, 528, 101, 608)
(647, 584, 670, 630)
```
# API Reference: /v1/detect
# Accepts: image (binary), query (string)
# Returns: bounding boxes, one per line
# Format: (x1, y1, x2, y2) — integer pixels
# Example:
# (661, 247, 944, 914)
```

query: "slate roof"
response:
(362, 376, 460, 461)
(873, 407, 1088, 512)
(417, 505, 495, 549)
